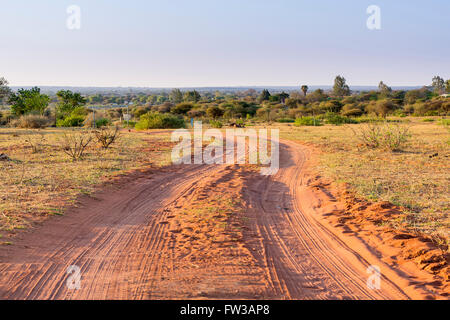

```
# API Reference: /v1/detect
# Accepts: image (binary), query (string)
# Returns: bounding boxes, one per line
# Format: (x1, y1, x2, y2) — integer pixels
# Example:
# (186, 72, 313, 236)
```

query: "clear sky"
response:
(1, 0, 449, 87)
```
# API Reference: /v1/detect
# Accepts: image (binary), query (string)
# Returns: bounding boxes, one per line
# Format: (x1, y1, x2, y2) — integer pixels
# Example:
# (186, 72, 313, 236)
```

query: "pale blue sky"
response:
(1, 0, 449, 87)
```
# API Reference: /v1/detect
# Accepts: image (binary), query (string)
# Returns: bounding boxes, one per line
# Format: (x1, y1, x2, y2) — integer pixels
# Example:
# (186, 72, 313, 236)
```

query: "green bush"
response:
(209, 120, 223, 128)
(135, 112, 185, 130)
(277, 118, 295, 123)
(57, 115, 85, 127)
(323, 113, 357, 125)
(95, 118, 111, 128)
(294, 117, 322, 126)
(351, 123, 411, 151)
(71, 106, 89, 117)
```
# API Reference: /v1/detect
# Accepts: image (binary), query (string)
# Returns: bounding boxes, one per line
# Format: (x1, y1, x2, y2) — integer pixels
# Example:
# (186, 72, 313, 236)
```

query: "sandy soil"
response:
(0, 140, 447, 300)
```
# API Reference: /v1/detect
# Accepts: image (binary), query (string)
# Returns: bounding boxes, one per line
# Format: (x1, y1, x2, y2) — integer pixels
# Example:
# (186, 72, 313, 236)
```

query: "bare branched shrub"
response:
(59, 130, 93, 161)
(94, 126, 120, 149)
(352, 122, 411, 151)
(23, 133, 46, 153)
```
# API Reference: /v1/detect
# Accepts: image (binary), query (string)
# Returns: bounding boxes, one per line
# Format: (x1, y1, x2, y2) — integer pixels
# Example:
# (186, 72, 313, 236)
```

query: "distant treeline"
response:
(0, 75, 449, 128)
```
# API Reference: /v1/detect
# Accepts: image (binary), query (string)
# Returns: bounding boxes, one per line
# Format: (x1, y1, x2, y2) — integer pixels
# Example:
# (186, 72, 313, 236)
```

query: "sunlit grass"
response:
(0, 127, 174, 232)
(275, 117, 449, 240)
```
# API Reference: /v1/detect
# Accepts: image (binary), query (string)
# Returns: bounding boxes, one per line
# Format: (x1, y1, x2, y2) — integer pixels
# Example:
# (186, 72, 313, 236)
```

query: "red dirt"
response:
(0, 140, 447, 299)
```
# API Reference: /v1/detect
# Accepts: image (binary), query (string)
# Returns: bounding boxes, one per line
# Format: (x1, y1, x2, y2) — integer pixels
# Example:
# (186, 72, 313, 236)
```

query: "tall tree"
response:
(169, 89, 183, 103)
(301, 85, 308, 97)
(432, 76, 445, 94)
(9, 87, 49, 115)
(183, 90, 201, 102)
(332, 75, 350, 97)
(0, 77, 11, 104)
(258, 89, 271, 102)
(378, 81, 392, 97)
(445, 80, 450, 94)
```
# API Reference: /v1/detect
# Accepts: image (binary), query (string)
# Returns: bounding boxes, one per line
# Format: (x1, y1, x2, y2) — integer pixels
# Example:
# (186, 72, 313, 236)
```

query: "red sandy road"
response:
(0, 140, 439, 299)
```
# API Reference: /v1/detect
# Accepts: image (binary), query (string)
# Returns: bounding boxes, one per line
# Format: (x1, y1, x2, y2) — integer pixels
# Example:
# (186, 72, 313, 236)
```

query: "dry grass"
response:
(0, 128, 174, 238)
(276, 117, 449, 241)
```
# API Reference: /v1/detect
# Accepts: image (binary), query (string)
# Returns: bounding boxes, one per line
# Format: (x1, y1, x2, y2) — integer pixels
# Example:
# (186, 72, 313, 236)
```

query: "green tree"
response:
(9, 87, 50, 116)
(446, 80, 450, 94)
(183, 90, 201, 102)
(378, 81, 392, 97)
(0, 77, 11, 104)
(404, 87, 430, 104)
(258, 89, 271, 102)
(301, 85, 308, 97)
(432, 76, 445, 94)
(279, 92, 289, 103)
(206, 105, 224, 119)
(56, 90, 87, 116)
(169, 89, 183, 103)
(171, 102, 193, 115)
(332, 75, 350, 97)
(308, 89, 327, 102)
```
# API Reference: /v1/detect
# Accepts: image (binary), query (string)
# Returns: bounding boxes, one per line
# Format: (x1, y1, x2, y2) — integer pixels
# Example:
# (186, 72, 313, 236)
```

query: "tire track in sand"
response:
(0, 139, 434, 299)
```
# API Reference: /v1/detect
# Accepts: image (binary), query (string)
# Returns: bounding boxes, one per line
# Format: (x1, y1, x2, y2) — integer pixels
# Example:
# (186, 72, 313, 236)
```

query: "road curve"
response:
(0, 140, 430, 299)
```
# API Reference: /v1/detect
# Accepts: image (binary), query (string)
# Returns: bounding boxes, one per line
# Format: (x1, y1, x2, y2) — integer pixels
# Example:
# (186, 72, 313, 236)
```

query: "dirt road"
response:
(0, 140, 443, 299)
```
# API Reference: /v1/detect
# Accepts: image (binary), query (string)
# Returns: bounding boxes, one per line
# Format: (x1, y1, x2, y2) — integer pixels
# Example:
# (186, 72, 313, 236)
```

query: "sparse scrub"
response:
(23, 133, 46, 153)
(59, 130, 93, 161)
(352, 122, 411, 151)
(12, 114, 49, 129)
(209, 120, 223, 128)
(94, 126, 120, 149)
(279, 118, 449, 240)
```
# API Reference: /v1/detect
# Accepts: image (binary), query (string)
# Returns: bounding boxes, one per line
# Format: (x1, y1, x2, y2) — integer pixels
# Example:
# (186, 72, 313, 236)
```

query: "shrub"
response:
(294, 117, 322, 126)
(95, 118, 111, 128)
(277, 118, 295, 123)
(206, 106, 224, 119)
(323, 113, 357, 125)
(22, 133, 46, 153)
(351, 123, 411, 151)
(71, 106, 89, 117)
(57, 115, 85, 127)
(82, 113, 110, 128)
(0, 111, 6, 126)
(12, 114, 49, 129)
(209, 120, 223, 128)
(172, 102, 193, 115)
(94, 126, 120, 149)
(59, 130, 93, 161)
(365, 99, 398, 118)
(135, 112, 185, 130)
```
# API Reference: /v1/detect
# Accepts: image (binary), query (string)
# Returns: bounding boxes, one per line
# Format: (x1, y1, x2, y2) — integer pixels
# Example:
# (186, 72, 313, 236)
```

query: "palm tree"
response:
(301, 85, 308, 97)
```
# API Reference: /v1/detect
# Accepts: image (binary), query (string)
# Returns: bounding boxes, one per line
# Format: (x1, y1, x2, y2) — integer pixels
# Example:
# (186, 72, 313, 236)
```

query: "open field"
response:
(0, 128, 174, 241)
(276, 118, 449, 243)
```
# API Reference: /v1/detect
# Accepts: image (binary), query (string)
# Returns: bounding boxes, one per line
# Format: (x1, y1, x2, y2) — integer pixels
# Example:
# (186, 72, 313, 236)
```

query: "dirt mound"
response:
(304, 176, 449, 296)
